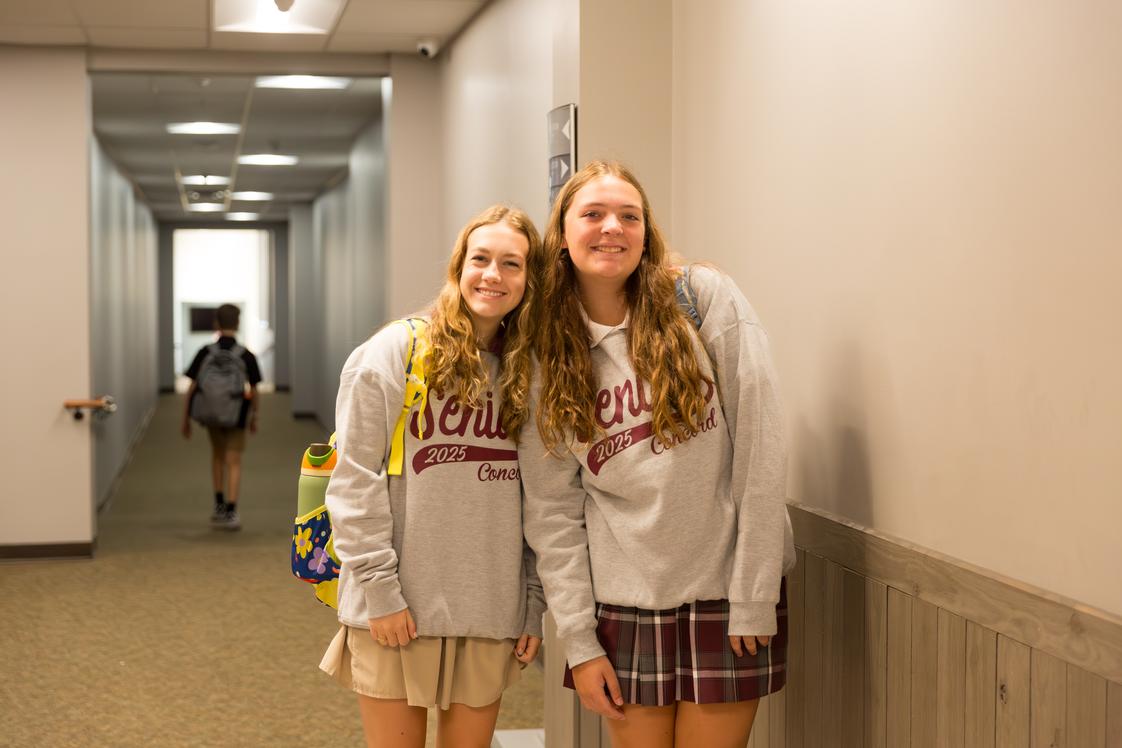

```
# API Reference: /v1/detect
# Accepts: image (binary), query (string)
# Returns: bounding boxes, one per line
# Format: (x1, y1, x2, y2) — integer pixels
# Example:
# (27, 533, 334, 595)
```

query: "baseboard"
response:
(0, 542, 94, 560)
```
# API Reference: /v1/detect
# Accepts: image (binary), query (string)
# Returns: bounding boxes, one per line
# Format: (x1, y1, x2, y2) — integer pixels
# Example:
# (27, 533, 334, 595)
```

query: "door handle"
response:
(63, 396, 117, 420)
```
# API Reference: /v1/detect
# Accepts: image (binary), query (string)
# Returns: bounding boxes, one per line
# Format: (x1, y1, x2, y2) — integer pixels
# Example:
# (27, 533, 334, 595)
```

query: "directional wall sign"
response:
(548, 103, 577, 211)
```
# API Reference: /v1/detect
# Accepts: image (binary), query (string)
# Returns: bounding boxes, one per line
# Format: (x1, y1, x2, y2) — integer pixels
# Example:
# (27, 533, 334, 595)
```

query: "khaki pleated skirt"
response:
(320, 626, 523, 710)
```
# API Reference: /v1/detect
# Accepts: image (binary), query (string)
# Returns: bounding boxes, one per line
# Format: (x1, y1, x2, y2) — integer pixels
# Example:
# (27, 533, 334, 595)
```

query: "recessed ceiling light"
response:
(227, 212, 260, 221)
(255, 75, 352, 90)
(238, 154, 298, 166)
(181, 175, 230, 186)
(167, 122, 241, 135)
(188, 204, 226, 212)
(214, 0, 345, 34)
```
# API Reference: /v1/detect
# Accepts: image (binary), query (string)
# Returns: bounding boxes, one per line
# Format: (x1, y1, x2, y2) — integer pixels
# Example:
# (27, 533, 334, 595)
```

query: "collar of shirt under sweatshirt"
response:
(580, 304, 630, 348)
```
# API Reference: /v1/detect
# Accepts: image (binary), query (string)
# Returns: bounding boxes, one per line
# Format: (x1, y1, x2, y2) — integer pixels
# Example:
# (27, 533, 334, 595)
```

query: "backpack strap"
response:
(675, 265, 702, 330)
(387, 317, 430, 476)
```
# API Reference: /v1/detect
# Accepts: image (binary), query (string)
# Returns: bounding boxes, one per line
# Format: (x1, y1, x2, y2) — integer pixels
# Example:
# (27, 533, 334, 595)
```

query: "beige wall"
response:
(578, 0, 672, 229)
(386, 56, 444, 318)
(0, 46, 93, 545)
(671, 0, 1122, 615)
(439, 0, 554, 236)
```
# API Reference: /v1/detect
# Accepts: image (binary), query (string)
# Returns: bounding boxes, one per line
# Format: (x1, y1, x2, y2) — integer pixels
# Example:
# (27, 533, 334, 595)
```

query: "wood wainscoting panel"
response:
(996, 635, 1031, 748)
(1065, 665, 1106, 748)
(887, 586, 913, 747)
(769, 679, 787, 748)
(802, 552, 825, 748)
(749, 694, 770, 748)
(822, 561, 846, 734)
(1031, 648, 1067, 748)
(865, 579, 889, 748)
(964, 622, 998, 748)
(937, 610, 967, 748)
(841, 569, 866, 746)
(1106, 681, 1122, 747)
(784, 548, 806, 748)
(912, 598, 940, 748)
(788, 504, 1122, 684)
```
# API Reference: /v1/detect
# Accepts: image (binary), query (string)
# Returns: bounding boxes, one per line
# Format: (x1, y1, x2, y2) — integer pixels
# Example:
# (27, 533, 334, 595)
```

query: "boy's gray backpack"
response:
(190, 343, 248, 428)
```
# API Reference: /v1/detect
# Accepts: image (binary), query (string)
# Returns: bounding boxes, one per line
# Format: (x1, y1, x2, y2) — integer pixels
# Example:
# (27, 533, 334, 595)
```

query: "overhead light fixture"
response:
(167, 122, 241, 135)
(230, 191, 274, 201)
(238, 154, 299, 166)
(187, 204, 225, 212)
(228, 212, 260, 221)
(214, 0, 344, 34)
(180, 175, 229, 186)
(255, 75, 352, 90)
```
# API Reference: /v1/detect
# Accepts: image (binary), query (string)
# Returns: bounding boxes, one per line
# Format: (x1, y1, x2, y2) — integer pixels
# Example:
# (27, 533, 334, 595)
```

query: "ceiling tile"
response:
(69, 0, 207, 29)
(0, 25, 86, 44)
(327, 31, 419, 54)
(0, 0, 81, 25)
(211, 30, 330, 52)
(85, 27, 208, 49)
(335, 0, 481, 35)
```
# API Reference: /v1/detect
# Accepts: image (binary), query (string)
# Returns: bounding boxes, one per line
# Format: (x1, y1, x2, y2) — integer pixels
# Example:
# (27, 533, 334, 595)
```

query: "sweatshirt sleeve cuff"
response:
(523, 602, 546, 640)
(564, 630, 606, 668)
(363, 584, 408, 621)
(728, 601, 778, 637)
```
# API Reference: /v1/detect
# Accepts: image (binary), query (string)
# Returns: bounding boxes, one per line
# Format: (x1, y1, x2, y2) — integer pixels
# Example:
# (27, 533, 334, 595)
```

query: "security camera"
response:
(417, 38, 440, 58)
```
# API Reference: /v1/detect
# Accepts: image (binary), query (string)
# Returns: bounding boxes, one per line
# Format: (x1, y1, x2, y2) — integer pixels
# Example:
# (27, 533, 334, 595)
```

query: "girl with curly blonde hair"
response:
(521, 162, 795, 747)
(321, 205, 547, 748)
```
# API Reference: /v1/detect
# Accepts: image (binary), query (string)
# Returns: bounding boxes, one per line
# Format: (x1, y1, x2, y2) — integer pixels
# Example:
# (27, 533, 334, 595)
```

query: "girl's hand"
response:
(571, 656, 625, 720)
(368, 608, 417, 648)
(514, 634, 542, 665)
(729, 634, 770, 657)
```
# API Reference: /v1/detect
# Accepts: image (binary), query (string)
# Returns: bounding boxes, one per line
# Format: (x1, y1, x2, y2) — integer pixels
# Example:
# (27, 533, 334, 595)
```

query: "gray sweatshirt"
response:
(520, 265, 795, 667)
(327, 321, 546, 640)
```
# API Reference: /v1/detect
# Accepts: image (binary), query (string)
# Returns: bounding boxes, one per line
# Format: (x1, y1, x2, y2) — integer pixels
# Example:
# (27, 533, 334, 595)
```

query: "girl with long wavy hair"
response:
(320, 205, 546, 748)
(521, 161, 795, 747)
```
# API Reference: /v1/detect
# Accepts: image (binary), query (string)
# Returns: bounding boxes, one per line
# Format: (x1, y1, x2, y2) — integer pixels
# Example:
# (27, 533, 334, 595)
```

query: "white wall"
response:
(90, 138, 158, 509)
(314, 177, 354, 429)
(288, 204, 319, 416)
(671, 0, 1122, 615)
(0, 47, 93, 546)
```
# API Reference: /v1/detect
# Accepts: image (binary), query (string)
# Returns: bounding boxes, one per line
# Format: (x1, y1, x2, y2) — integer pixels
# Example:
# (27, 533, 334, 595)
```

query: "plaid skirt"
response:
(564, 580, 788, 706)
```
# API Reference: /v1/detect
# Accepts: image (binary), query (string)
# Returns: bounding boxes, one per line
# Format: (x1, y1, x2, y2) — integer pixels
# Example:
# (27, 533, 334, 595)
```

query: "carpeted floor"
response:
(0, 392, 543, 747)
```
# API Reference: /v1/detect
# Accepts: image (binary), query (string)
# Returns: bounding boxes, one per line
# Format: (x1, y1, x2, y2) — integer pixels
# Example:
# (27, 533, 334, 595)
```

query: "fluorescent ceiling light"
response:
(188, 204, 225, 212)
(214, 0, 344, 34)
(227, 213, 260, 221)
(256, 75, 352, 90)
(167, 122, 241, 135)
(230, 191, 274, 200)
(181, 175, 229, 186)
(238, 154, 298, 166)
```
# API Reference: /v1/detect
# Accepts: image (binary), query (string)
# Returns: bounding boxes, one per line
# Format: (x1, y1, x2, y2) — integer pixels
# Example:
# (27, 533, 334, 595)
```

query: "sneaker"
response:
(213, 505, 242, 531)
(209, 503, 227, 524)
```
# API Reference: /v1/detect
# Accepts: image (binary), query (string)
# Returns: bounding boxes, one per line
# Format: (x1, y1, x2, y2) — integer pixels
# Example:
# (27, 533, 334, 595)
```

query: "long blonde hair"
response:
(535, 161, 709, 450)
(426, 204, 543, 441)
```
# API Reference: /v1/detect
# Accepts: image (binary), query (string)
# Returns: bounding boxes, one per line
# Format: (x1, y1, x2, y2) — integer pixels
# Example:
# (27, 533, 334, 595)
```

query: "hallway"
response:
(0, 393, 543, 746)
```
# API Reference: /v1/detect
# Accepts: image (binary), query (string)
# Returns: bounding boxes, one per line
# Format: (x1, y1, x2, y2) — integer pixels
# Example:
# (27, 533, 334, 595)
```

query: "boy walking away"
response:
(181, 303, 262, 530)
